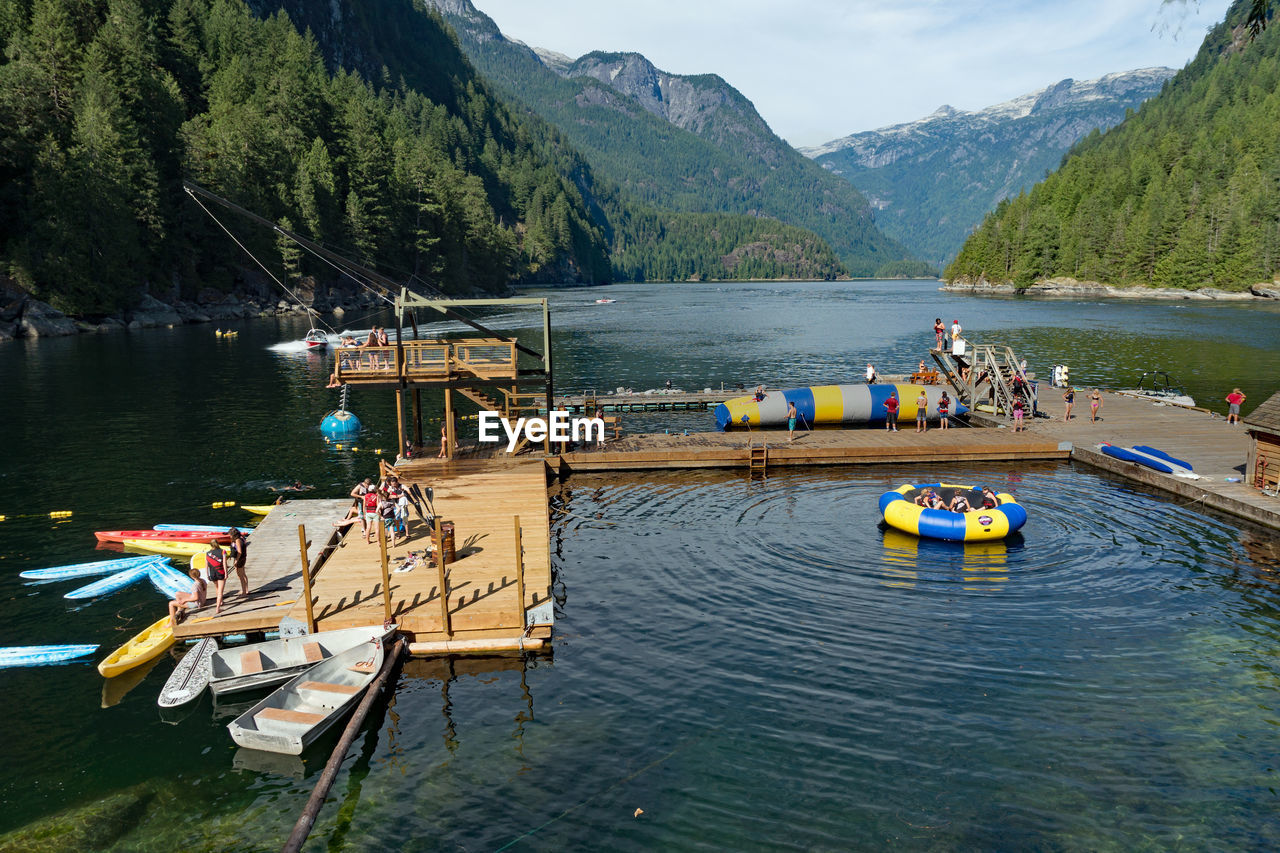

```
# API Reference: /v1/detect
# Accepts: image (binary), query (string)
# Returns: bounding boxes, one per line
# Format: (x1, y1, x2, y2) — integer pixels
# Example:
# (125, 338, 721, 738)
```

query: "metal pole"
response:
(542, 299, 553, 454)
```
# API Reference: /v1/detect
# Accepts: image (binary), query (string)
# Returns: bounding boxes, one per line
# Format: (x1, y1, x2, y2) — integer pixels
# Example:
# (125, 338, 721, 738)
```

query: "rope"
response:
(184, 189, 336, 335)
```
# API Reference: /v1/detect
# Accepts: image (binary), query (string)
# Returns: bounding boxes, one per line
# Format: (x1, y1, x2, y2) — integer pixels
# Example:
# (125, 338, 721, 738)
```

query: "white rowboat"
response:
(207, 624, 392, 696)
(227, 639, 384, 755)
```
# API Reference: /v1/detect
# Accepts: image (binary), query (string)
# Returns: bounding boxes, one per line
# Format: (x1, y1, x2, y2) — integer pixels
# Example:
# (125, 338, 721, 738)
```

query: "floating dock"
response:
(174, 460, 554, 651)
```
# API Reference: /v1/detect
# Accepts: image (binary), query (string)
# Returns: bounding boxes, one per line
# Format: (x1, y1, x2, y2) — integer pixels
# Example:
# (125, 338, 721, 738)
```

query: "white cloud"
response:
(470, 0, 1233, 146)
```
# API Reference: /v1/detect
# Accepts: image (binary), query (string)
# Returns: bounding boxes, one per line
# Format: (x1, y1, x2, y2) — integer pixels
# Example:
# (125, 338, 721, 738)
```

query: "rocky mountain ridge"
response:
(803, 67, 1176, 265)
(419, 0, 922, 276)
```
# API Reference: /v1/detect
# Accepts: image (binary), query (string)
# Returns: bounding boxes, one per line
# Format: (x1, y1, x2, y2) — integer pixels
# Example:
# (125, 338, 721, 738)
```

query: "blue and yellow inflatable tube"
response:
(878, 483, 1027, 542)
(715, 384, 966, 430)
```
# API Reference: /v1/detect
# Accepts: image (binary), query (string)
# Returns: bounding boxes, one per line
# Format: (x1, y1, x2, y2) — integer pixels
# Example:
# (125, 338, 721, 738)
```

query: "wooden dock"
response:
(547, 388, 1280, 531)
(174, 461, 554, 650)
(172, 499, 348, 641)
(555, 425, 1070, 472)
(1003, 390, 1279, 531)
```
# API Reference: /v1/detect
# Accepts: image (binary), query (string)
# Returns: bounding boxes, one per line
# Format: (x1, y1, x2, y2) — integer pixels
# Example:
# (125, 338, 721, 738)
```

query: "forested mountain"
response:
(421, 0, 928, 278)
(946, 0, 1280, 292)
(0, 0, 624, 315)
(805, 69, 1174, 267)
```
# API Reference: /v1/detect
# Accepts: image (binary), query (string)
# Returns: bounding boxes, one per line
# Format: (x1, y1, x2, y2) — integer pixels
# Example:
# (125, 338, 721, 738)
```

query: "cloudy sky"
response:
(470, 0, 1235, 147)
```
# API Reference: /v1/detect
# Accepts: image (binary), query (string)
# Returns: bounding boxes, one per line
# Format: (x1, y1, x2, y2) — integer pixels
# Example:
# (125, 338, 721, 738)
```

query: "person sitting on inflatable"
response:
(949, 491, 971, 513)
(980, 487, 999, 509)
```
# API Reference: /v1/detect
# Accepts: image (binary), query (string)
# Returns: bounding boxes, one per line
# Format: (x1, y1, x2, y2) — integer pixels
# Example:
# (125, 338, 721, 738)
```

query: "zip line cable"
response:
(184, 189, 336, 336)
(182, 180, 544, 359)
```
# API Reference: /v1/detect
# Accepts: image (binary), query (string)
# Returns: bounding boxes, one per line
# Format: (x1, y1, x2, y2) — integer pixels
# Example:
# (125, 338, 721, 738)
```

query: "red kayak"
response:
(94, 529, 234, 545)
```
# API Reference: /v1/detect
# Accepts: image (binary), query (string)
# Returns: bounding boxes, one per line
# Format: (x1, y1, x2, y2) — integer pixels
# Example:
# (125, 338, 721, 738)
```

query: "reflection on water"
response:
(880, 526, 1011, 590)
(3, 283, 1280, 849)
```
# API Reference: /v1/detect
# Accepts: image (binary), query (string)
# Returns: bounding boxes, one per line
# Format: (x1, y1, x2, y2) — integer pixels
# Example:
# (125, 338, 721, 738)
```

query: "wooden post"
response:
(395, 387, 406, 461)
(297, 524, 316, 633)
(513, 515, 526, 629)
(378, 515, 392, 623)
(434, 516, 451, 636)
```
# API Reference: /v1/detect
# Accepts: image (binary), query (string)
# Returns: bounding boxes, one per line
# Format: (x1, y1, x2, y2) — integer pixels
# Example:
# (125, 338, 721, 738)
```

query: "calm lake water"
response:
(1, 280, 1279, 850)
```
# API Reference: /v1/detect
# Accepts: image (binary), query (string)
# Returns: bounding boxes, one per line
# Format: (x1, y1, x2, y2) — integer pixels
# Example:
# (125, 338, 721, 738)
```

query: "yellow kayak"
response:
(98, 616, 175, 678)
(121, 538, 230, 558)
(242, 505, 275, 516)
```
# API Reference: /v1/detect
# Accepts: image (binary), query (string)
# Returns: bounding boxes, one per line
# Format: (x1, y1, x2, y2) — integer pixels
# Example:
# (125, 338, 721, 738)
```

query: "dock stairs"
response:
(930, 340, 1037, 421)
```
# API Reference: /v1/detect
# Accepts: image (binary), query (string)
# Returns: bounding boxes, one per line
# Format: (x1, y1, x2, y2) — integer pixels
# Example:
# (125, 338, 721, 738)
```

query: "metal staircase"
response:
(930, 340, 1037, 420)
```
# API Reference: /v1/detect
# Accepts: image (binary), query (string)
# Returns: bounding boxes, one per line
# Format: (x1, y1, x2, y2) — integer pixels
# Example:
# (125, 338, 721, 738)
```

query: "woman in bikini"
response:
(1089, 389, 1103, 423)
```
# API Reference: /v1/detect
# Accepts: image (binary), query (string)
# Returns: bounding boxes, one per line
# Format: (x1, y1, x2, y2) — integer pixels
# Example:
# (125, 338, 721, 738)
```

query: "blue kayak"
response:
(64, 564, 154, 600)
(20, 554, 163, 581)
(148, 561, 195, 599)
(0, 644, 100, 668)
(153, 523, 247, 534)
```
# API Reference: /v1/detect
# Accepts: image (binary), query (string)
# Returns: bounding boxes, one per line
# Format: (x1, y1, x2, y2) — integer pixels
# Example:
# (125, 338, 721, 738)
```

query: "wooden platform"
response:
(1009, 390, 1280, 531)
(556, 425, 1071, 472)
(295, 458, 553, 642)
(173, 461, 554, 646)
(172, 499, 349, 640)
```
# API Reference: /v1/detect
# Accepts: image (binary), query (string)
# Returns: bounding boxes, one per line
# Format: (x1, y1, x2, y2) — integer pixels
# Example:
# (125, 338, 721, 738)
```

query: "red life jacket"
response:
(363, 491, 379, 513)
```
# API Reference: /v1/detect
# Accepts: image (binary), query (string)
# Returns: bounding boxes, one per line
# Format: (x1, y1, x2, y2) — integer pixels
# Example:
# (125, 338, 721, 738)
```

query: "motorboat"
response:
(304, 329, 329, 350)
(1116, 370, 1196, 408)
(594, 298, 617, 304)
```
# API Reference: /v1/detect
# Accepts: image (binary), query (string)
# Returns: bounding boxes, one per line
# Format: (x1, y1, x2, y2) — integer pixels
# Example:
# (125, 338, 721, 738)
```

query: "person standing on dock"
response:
(204, 540, 228, 615)
(938, 392, 951, 430)
(1012, 396, 1026, 432)
(884, 391, 899, 432)
(228, 527, 249, 597)
(787, 401, 798, 443)
(1089, 389, 1103, 423)
(1063, 387, 1075, 421)
(934, 318, 945, 350)
(1226, 388, 1246, 425)
(915, 390, 929, 433)
(866, 363, 878, 384)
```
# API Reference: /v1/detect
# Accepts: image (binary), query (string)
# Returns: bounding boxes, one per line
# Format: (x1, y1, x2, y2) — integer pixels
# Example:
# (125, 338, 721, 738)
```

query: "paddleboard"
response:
(153, 524, 246, 534)
(98, 616, 176, 678)
(64, 564, 154, 600)
(158, 637, 217, 708)
(0, 644, 99, 668)
(148, 561, 195, 599)
(242, 505, 275, 516)
(20, 555, 162, 580)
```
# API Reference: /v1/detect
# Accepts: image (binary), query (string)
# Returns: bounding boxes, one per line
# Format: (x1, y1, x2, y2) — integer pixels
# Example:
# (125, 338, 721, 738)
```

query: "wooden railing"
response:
(333, 338, 518, 384)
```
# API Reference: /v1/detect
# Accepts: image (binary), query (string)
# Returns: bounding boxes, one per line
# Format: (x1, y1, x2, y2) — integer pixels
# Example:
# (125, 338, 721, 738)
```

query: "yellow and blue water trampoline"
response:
(878, 483, 1027, 542)
(714, 384, 966, 430)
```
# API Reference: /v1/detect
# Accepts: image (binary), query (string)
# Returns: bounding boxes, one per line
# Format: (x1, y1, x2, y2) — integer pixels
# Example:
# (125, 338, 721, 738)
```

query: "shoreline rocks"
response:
(0, 274, 392, 341)
(943, 275, 1278, 301)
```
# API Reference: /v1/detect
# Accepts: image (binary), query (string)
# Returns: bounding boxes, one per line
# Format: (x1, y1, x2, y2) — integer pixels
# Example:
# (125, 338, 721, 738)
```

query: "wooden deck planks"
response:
(283, 459, 553, 642)
(173, 499, 350, 640)
(558, 426, 1069, 471)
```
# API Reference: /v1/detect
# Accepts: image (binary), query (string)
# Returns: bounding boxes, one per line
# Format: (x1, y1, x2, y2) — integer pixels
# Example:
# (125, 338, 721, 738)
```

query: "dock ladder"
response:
(749, 442, 768, 474)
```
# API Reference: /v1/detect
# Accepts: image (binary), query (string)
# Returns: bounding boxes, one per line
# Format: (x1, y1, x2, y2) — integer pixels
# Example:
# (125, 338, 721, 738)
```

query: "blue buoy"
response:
(320, 409, 362, 439)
